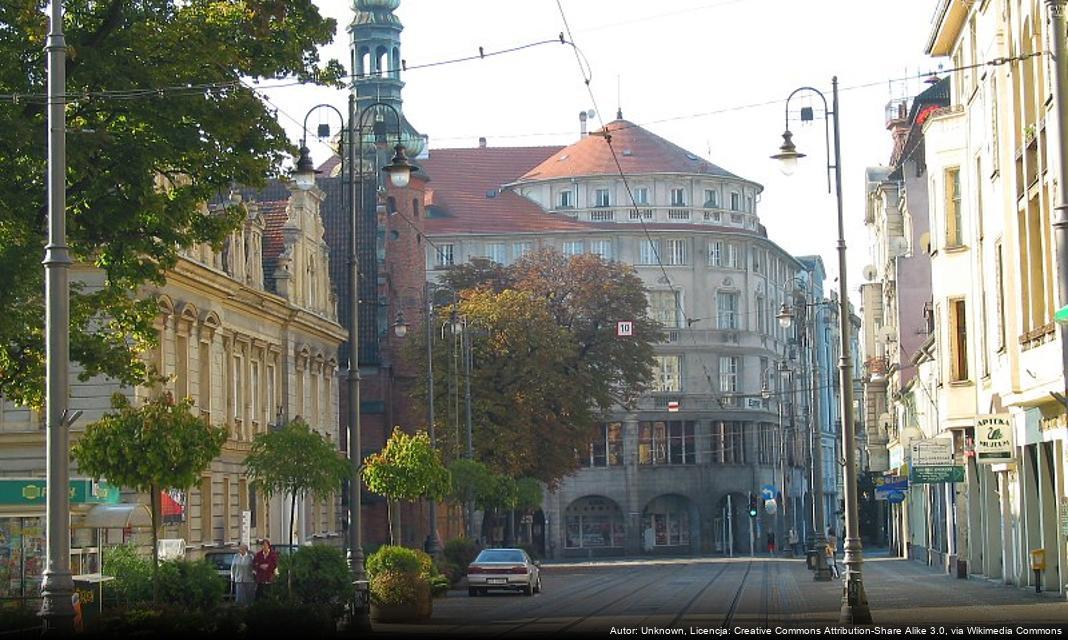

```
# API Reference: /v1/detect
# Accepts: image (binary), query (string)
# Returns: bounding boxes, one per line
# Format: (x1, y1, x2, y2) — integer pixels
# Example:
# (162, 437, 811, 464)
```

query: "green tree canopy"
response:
(362, 427, 450, 544)
(0, 1, 342, 408)
(244, 417, 350, 548)
(72, 392, 227, 587)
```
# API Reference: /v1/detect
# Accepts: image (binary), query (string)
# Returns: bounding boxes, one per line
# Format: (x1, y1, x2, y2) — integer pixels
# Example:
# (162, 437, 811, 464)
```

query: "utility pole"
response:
(1045, 0, 1068, 394)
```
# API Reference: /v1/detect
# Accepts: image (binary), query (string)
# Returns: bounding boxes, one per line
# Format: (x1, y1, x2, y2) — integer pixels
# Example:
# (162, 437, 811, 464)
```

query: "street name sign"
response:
(910, 438, 953, 466)
(910, 464, 964, 484)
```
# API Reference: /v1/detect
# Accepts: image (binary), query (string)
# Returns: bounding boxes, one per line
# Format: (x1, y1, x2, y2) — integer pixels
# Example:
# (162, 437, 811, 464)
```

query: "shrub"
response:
(435, 560, 463, 587)
(156, 558, 225, 610)
(428, 573, 450, 598)
(100, 544, 152, 606)
(278, 545, 350, 611)
(365, 545, 422, 578)
(369, 571, 428, 607)
(88, 606, 231, 638)
(442, 538, 479, 570)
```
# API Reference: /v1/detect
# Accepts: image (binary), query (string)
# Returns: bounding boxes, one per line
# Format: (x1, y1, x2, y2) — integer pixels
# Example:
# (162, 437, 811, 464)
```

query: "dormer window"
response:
(558, 190, 574, 209)
(634, 187, 649, 205)
(704, 189, 719, 208)
(670, 188, 686, 207)
(595, 188, 611, 208)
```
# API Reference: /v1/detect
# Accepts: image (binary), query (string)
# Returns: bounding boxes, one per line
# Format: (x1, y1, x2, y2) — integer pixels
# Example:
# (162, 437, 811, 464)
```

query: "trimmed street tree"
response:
(0, 1, 342, 409)
(362, 428, 451, 545)
(72, 393, 227, 596)
(244, 417, 350, 549)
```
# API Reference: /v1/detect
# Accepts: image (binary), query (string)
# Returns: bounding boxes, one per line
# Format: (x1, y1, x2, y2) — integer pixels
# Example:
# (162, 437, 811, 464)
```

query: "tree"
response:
(72, 393, 227, 595)
(362, 427, 451, 544)
(407, 250, 662, 486)
(244, 418, 350, 549)
(0, 1, 343, 409)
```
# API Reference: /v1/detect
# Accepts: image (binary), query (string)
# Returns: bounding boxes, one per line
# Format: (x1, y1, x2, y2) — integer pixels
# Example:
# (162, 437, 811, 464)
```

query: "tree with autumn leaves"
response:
(410, 249, 663, 487)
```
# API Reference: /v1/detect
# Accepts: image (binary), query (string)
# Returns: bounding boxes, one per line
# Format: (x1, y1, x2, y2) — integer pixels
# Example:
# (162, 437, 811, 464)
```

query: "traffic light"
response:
(748, 493, 758, 518)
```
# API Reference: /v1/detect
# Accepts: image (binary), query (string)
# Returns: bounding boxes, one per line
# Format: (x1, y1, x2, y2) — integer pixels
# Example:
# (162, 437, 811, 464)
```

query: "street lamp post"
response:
(294, 97, 416, 622)
(772, 77, 871, 624)
(448, 310, 477, 540)
(40, 0, 77, 633)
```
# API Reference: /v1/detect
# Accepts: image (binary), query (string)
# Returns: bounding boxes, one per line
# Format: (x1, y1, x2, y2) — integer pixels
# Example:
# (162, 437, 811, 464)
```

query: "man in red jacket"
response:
(253, 538, 278, 600)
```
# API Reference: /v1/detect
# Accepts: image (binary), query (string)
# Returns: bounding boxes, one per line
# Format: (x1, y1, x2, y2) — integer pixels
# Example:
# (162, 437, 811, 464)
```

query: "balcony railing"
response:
(556, 206, 756, 228)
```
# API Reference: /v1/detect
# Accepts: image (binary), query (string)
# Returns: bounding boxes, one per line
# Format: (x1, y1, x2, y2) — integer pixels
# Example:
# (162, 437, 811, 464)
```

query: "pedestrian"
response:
(253, 538, 278, 600)
(766, 531, 776, 554)
(825, 528, 839, 578)
(642, 525, 655, 553)
(230, 543, 256, 606)
(788, 529, 799, 556)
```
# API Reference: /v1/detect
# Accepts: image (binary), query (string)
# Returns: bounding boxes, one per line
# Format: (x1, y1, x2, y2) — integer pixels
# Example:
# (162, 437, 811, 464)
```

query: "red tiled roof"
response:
(419, 146, 598, 235)
(517, 119, 740, 182)
(258, 200, 290, 262)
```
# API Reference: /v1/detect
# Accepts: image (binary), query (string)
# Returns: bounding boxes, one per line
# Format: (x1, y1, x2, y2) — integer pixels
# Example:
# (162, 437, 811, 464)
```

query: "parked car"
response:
(203, 549, 238, 598)
(466, 548, 541, 596)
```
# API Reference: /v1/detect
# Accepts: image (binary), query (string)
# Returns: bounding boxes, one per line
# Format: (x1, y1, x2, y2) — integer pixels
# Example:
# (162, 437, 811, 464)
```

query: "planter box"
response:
(370, 596, 432, 623)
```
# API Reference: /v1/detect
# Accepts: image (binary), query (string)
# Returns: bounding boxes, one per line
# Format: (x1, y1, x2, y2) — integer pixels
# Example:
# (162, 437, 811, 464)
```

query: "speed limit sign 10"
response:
(617, 321, 633, 336)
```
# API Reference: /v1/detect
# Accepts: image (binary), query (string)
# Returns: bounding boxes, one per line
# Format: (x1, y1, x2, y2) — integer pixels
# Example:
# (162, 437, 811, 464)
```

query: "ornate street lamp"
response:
(772, 77, 871, 624)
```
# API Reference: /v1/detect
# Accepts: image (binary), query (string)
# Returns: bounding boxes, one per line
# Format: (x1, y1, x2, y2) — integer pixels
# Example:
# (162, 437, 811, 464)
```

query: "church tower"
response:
(349, 0, 425, 157)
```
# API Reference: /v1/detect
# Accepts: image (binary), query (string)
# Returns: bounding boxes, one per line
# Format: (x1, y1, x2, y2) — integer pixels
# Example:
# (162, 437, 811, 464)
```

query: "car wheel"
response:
(469, 587, 477, 597)
(523, 581, 534, 596)
(534, 576, 542, 594)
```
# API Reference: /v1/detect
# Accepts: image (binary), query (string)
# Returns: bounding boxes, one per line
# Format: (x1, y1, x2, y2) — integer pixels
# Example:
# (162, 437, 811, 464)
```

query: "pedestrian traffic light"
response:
(748, 493, 758, 518)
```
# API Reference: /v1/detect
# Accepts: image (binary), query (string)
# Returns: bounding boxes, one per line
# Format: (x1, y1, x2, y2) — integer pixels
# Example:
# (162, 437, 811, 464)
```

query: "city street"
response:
(373, 552, 1068, 636)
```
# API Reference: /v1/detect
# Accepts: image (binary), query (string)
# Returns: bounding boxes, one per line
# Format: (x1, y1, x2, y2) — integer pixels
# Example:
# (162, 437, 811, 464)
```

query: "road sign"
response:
(909, 464, 964, 484)
(875, 478, 908, 500)
(667, 400, 680, 412)
(616, 321, 633, 337)
(1055, 304, 1068, 325)
(886, 491, 906, 504)
(764, 499, 777, 515)
(241, 511, 251, 547)
(760, 484, 776, 501)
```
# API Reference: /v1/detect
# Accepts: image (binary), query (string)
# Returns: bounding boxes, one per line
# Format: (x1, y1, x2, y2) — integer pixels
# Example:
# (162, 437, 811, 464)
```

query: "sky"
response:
(263, 0, 949, 306)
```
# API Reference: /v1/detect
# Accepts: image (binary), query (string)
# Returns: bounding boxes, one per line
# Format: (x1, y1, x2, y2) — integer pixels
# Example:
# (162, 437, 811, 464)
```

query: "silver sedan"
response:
(466, 548, 542, 596)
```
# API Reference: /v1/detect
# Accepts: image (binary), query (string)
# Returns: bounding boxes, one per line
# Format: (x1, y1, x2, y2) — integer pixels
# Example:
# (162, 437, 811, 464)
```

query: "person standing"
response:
(253, 538, 278, 600)
(826, 527, 839, 578)
(788, 529, 799, 556)
(766, 531, 776, 554)
(230, 544, 256, 606)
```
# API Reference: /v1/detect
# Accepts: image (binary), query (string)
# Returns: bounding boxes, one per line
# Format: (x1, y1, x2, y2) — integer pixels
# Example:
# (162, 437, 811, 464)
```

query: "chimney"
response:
(579, 111, 588, 138)
(478, 136, 487, 149)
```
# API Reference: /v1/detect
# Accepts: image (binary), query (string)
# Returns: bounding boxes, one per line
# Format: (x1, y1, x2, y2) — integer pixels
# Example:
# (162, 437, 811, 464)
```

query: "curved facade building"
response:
(421, 120, 815, 558)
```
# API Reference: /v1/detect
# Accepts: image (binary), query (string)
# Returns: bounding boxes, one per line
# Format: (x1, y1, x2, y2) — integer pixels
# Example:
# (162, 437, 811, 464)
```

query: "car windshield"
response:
(475, 550, 525, 563)
(205, 553, 235, 570)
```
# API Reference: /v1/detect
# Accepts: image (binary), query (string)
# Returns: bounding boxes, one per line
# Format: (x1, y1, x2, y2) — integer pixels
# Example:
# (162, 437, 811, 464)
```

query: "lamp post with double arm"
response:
(294, 97, 417, 623)
(772, 77, 871, 624)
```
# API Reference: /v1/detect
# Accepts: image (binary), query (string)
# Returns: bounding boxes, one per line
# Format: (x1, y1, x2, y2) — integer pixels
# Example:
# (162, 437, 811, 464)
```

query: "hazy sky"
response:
(263, 0, 948, 305)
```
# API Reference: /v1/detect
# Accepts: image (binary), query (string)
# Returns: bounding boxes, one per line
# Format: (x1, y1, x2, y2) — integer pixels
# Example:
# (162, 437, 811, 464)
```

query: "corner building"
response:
(421, 120, 818, 558)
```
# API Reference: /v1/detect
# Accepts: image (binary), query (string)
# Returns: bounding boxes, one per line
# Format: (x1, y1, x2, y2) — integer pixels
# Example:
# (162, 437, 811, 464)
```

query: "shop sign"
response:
(1060, 497, 1068, 536)
(975, 414, 1015, 463)
(0, 479, 120, 506)
(909, 465, 965, 484)
(875, 478, 909, 500)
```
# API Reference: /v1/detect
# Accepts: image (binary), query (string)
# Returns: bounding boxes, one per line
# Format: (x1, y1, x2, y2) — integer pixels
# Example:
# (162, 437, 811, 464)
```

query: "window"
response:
(436, 244, 454, 267)
(590, 239, 613, 259)
(638, 421, 695, 465)
(250, 360, 260, 424)
(756, 295, 766, 334)
(198, 341, 211, 415)
(945, 168, 962, 246)
(649, 290, 681, 328)
(950, 299, 969, 381)
(727, 244, 739, 269)
(175, 334, 188, 399)
(704, 189, 719, 208)
(653, 355, 681, 392)
(200, 476, 214, 543)
(486, 243, 507, 264)
(994, 242, 1005, 350)
(708, 241, 722, 267)
(717, 292, 739, 329)
(751, 249, 762, 273)
(666, 239, 688, 265)
(266, 363, 276, 424)
(634, 187, 649, 205)
(730, 192, 740, 211)
(639, 239, 661, 265)
(564, 497, 624, 549)
(670, 188, 686, 207)
(712, 421, 746, 463)
(746, 196, 754, 213)
(233, 354, 244, 422)
(643, 495, 691, 546)
(586, 422, 623, 467)
(562, 240, 584, 257)
(719, 356, 739, 392)
(558, 190, 574, 209)
(595, 188, 611, 208)
(513, 241, 533, 260)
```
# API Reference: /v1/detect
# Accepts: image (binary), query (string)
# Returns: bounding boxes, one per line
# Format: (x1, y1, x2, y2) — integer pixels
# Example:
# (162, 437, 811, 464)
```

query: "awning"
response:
(74, 503, 153, 529)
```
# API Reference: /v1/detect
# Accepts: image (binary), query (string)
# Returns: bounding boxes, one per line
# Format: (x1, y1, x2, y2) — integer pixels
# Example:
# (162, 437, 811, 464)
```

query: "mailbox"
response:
(1030, 548, 1046, 571)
